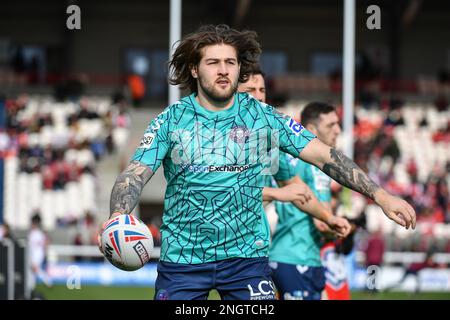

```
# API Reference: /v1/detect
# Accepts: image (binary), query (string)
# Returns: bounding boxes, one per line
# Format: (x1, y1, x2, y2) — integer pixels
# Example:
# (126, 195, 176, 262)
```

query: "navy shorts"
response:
(154, 257, 276, 300)
(269, 261, 325, 300)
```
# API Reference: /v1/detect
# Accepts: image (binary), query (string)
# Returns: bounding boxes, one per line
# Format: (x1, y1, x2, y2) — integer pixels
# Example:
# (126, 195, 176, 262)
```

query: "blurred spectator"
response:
(432, 121, 450, 143)
(73, 233, 84, 262)
(79, 211, 99, 246)
(11, 45, 26, 75)
(0, 130, 11, 157)
(364, 228, 385, 268)
(0, 223, 16, 243)
(434, 94, 449, 112)
(384, 109, 405, 126)
(127, 74, 146, 107)
(386, 250, 438, 293)
(77, 98, 100, 120)
(54, 74, 87, 102)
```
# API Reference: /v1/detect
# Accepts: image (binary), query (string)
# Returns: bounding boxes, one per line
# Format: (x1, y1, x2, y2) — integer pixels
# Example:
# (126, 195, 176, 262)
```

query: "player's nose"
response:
(217, 61, 229, 75)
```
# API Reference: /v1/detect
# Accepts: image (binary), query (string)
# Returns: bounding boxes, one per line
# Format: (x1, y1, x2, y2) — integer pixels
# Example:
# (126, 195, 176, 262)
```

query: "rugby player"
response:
(101, 25, 416, 300)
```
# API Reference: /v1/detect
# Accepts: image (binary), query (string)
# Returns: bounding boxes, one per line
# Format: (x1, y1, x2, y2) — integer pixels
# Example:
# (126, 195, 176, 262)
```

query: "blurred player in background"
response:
(293, 102, 355, 300)
(237, 65, 266, 102)
(28, 213, 52, 295)
(385, 249, 438, 293)
(101, 24, 415, 300)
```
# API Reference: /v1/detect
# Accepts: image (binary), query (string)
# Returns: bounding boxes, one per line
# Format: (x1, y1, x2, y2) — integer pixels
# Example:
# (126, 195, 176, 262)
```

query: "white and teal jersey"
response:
(131, 92, 316, 264)
(269, 155, 331, 267)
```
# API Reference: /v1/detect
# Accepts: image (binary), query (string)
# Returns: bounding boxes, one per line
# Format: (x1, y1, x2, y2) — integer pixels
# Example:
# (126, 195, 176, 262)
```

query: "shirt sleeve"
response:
(263, 104, 316, 158)
(131, 106, 172, 173)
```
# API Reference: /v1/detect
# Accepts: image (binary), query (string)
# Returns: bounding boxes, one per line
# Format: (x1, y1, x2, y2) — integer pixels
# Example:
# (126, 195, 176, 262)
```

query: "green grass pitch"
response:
(35, 285, 450, 300)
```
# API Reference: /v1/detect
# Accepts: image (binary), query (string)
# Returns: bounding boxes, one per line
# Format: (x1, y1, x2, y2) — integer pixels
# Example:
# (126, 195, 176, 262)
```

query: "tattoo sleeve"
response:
(110, 160, 154, 217)
(322, 148, 380, 200)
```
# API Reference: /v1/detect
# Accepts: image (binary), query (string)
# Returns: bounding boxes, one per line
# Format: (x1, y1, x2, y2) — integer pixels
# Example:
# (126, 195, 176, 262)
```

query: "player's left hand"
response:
(375, 190, 416, 230)
(325, 216, 352, 238)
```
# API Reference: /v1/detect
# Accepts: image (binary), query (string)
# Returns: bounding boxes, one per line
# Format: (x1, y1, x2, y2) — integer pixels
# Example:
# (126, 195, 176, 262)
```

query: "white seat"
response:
(79, 174, 96, 211)
(112, 127, 129, 150)
(41, 190, 56, 230)
(365, 204, 384, 233)
(53, 190, 67, 219)
(64, 149, 79, 165)
(66, 181, 82, 218)
(29, 173, 42, 211)
(76, 149, 95, 167)
(16, 173, 31, 229)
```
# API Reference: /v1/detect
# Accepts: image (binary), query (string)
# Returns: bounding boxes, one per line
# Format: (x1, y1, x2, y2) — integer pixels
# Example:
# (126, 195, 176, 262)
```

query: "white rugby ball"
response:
(101, 215, 154, 271)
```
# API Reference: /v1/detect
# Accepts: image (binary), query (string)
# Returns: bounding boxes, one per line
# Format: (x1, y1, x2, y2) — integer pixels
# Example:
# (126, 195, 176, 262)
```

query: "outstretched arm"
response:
(109, 160, 154, 218)
(300, 139, 416, 229)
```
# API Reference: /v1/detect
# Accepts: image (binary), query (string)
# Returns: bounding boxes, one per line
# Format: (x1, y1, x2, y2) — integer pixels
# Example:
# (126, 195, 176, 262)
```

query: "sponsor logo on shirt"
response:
(138, 109, 169, 149)
(180, 163, 250, 173)
(139, 132, 154, 149)
(286, 118, 304, 136)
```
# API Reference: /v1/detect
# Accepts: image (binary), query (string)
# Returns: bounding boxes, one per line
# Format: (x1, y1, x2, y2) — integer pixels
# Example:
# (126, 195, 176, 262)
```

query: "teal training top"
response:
(269, 154, 332, 267)
(132, 92, 316, 264)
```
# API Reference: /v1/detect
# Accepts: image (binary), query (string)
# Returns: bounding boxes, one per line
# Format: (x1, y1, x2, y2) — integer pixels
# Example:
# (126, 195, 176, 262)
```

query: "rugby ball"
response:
(100, 215, 154, 271)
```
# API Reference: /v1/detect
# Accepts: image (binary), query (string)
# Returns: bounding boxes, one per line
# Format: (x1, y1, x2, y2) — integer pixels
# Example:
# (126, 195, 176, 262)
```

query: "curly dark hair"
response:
(168, 24, 262, 93)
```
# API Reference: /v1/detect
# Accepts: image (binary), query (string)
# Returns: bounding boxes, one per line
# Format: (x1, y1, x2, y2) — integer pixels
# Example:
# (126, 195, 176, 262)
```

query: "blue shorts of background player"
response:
(269, 262, 326, 300)
(154, 257, 276, 300)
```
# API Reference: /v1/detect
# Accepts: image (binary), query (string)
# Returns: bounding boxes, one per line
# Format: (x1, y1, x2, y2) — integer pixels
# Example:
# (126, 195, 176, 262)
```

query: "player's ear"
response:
(190, 64, 198, 79)
(306, 123, 318, 135)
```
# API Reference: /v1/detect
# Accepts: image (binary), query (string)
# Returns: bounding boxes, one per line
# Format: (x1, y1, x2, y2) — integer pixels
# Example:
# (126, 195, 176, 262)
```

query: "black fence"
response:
(0, 238, 29, 300)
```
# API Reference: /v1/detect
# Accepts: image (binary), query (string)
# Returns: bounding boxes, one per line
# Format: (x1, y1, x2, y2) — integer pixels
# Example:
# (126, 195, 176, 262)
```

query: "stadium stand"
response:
(277, 78, 450, 256)
(2, 94, 130, 233)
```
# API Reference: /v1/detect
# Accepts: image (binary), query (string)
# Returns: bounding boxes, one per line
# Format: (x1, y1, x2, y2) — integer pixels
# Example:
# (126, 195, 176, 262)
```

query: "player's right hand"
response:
(97, 212, 122, 254)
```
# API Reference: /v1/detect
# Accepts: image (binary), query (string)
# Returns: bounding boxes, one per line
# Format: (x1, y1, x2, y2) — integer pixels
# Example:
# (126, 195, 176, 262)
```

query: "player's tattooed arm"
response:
(301, 138, 416, 229)
(110, 161, 154, 218)
(322, 148, 380, 200)
(300, 138, 379, 200)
